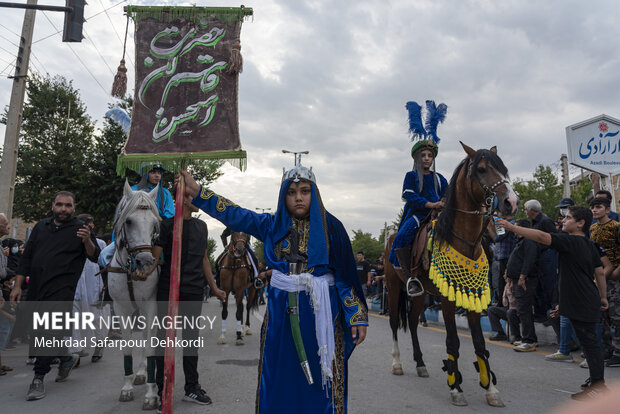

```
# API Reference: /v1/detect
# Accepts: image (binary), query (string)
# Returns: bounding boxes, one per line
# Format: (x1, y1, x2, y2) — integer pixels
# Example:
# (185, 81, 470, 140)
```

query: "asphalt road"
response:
(1, 300, 619, 413)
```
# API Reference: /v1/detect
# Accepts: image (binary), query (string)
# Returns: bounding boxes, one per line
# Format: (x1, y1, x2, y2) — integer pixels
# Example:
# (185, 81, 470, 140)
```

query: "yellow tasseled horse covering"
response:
(427, 221, 490, 313)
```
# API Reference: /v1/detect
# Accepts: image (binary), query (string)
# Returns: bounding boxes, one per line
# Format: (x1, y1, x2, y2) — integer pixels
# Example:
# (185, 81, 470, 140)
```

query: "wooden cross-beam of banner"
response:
(116, 6, 253, 414)
(117, 5, 253, 177)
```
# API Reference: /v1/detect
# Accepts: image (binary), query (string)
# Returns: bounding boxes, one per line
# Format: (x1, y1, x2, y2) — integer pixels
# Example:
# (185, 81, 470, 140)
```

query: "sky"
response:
(1, 0, 620, 255)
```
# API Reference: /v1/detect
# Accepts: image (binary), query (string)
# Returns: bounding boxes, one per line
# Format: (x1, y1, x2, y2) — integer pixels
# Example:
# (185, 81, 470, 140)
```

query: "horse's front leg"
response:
(441, 298, 467, 406)
(244, 288, 254, 336)
(235, 297, 244, 345)
(141, 300, 158, 410)
(408, 294, 428, 377)
(468, 311, 504, 407)
(218, 293, 229, 344)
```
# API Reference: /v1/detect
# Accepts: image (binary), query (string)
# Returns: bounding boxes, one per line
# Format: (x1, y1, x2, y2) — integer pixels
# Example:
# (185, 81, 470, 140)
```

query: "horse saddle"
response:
(410, 212, 436, 275)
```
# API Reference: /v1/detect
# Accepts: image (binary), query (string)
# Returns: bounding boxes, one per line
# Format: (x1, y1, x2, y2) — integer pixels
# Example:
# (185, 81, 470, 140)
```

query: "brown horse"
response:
(385, 142, 518, 407)
(217, 232, 259, 345)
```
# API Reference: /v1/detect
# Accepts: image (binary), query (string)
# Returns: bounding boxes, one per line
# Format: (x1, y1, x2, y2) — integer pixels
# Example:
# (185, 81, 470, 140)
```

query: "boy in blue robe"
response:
(389, 100, 449, 296)
(177, 162, 368, 414)
(131, 164, 175, 219)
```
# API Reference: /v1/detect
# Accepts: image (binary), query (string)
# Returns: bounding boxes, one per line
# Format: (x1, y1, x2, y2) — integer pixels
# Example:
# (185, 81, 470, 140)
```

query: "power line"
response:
(30, 51, 48, 75)
(0, 56, 15, 68)
(0, 22, 21, 38)
(32, 0, 128, 45)
(0, 62, 14, 77)
(98, 0, 134, 68)
(0, 33, 19, 46)
(41, 11, 108, 96)
(83, 28, 115, 76)
(0, 46, 17, 60)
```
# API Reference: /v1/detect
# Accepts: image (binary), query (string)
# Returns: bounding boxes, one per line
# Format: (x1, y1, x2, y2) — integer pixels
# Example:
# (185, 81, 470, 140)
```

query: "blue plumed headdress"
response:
(406, 100, 448, 157)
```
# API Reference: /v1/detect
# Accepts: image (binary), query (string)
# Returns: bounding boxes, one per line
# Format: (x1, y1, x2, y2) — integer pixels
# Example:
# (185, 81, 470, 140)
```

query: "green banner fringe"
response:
(116, 151, 247, 177)
(126, 5, 254, 25)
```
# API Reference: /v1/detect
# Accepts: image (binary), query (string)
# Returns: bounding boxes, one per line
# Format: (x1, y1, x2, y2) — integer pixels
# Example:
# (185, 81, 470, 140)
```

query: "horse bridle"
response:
(450, 157, 509, 256)
(220, 235, 252, 270)
(112, 206, 158, 282)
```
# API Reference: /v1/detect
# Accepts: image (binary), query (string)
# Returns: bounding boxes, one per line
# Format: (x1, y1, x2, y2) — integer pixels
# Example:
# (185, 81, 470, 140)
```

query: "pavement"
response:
(0, 300, 619, 413)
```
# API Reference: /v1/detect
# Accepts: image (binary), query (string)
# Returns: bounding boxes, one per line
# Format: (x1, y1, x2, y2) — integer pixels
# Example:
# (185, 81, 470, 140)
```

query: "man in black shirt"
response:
(524, 199, 557, 320)
(152, 193, 225, 407)
(10, 191, 100, 401)
(356, 251, 371, 297)
(505, 219, 539, 352)
(498, 206, 608, 400)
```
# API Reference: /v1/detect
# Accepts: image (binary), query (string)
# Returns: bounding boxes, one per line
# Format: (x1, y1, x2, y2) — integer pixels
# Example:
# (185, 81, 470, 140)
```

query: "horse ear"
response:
(123, 179, 133, 197)
(147, 184, 159, 201)
(490, 146, 497, 154)
(460, 141, 477, 159)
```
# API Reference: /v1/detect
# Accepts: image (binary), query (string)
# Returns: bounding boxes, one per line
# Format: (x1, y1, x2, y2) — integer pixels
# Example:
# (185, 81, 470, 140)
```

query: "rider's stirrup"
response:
(254, 278, 265, 289)
(406, 277, 424, 297)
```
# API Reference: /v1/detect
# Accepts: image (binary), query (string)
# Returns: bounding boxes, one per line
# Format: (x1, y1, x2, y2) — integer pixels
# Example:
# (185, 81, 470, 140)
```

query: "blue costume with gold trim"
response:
(191, 180, 368, 414)
(389, 170, 447, 267)
(131, 183, 174, 219)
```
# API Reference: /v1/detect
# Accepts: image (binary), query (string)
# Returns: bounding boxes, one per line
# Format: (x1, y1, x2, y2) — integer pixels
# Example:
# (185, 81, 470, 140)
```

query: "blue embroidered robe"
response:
(390, 171, 448, 267)
(191, 182, 368, 414)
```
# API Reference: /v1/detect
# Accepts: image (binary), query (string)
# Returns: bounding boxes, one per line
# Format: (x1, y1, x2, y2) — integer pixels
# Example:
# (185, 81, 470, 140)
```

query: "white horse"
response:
(108, 181, 161, 410)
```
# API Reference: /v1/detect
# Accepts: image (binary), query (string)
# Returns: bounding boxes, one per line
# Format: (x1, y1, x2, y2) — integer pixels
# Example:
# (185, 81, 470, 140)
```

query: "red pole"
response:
(162, 170, 185, 414)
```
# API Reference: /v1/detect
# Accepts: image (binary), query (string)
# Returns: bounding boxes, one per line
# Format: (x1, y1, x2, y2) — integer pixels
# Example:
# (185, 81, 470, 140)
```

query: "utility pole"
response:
(0, 0, 37, 220)
(560, 154, 570, 198)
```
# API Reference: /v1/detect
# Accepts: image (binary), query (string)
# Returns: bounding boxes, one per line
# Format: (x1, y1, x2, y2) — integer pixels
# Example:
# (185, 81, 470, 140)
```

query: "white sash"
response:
(271, 270, 335, 388)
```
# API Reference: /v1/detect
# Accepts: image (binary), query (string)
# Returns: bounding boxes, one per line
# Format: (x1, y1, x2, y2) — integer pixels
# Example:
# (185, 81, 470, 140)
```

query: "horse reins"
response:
(450, 157, 509, 257)
(220, 236, 252, 270)
(108, 205, 159, 306)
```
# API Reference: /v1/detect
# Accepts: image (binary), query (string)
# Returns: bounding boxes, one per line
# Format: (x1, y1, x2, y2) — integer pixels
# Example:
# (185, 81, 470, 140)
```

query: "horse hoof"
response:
(245, 328, 252, 336)
(142, 397, 158, 410)
(217, 337, 227, 344)
(486, 392, 505, 407)
(119, 390, 134, 402)
(416, 366, 429, 377)
(392, 364, 404, 375)
(133, 375, 146, 385)
(236, 339, 244, 346)
(450, 389, 468, 406)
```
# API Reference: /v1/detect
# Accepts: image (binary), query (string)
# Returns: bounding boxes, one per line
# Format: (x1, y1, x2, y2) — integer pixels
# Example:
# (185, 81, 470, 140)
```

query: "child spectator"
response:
(498, 206, 608, 400)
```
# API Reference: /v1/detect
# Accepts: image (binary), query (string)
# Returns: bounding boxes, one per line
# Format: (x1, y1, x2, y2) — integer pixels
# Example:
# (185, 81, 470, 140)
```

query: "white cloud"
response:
(1, 0, 619, 249)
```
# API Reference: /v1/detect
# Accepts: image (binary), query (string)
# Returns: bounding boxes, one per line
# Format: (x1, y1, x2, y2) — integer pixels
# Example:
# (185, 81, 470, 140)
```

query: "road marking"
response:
(369, 312, 582, 360)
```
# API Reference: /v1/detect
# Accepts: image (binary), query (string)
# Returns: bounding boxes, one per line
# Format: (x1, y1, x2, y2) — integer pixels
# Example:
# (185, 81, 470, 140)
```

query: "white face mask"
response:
(11, 247, 18, 254)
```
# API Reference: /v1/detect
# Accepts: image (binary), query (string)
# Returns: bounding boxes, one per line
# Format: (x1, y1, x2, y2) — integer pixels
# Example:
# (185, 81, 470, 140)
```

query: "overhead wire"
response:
(41, 11, 108, 96)
(0, 22, 20, 38)
(33, 0, 128, 45)
(98, 0, 134, 69)
(83, 28, 115, 76)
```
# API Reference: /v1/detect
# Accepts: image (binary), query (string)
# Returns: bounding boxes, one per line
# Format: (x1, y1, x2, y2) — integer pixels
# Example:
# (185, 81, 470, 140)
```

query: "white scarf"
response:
(270, 270, 335, 388)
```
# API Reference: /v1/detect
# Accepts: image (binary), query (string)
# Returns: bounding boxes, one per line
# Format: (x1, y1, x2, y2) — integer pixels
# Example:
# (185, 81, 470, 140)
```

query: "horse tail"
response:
(397, 289, 409, 332)
(247, 287, 260, 313)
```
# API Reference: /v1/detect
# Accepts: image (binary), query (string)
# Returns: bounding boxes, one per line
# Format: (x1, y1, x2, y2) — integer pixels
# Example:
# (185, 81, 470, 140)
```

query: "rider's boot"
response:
(396, 246, 424, 297)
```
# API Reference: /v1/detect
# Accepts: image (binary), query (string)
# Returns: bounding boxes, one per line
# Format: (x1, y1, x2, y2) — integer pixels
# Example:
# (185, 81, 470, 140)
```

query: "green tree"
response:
(512, 165, 563, 219)
(207, 237, 217, 265)
(350, 229, 383, 263)
(252, 239, 265, 265)
(570, 178, 593, 207)
(11, 74, 96, 223)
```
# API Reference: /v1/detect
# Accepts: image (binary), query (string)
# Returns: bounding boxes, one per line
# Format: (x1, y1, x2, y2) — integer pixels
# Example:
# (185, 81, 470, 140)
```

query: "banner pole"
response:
(162, 161, 186, 414)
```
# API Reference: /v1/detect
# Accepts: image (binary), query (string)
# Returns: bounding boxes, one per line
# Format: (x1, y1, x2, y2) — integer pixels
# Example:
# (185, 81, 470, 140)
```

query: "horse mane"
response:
(114, 189, 161, 237)
(434, 148, 508, 246)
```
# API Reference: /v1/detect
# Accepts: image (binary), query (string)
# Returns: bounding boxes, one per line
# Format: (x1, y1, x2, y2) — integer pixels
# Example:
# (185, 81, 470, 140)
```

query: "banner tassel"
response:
(112, 15, 130, 98)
